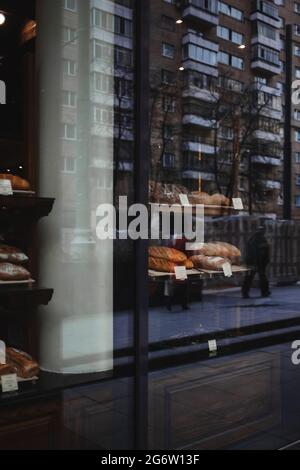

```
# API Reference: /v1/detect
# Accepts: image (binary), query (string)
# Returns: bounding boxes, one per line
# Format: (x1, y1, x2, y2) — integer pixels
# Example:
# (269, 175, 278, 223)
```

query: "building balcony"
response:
(182, 170, 215, 181)
(251, 34, 281, 52)
(251, 59, 281, 76)
(182, 32, 219, 77)
(252, 155, 282, 166)
(253, 129, 281, 143)
(260, 107, 283, 121)
(183, 113, 217, 129)
(252, 82, 282, 97)
(183, 139, 217, 154)
(182, 86, 219, 103)
(250, 0, 281, 28)
(181, 0, 219, 28)
(264, 180, 281, 190)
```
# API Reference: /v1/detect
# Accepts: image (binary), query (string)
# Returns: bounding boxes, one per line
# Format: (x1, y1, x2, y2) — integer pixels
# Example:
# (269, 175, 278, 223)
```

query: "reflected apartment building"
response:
(61, 0, 134, 246)
(61, 0, 300, 220)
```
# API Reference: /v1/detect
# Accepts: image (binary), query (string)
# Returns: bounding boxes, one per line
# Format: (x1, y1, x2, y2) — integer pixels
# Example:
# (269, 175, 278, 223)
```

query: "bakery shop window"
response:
(0, 0, 136, 394)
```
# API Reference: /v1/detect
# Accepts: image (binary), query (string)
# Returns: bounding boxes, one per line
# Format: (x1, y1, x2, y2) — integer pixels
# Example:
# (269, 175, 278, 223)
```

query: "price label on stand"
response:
(232, 198, 244, 210)
(175, 266, 188, 281)
(179, 194, 190, 206)
(0, 341, 5, 365)
(208, 340, 218, 353)
(1, 374, 18, 393)
(0, 180, 13, 196)
(222, 262, 233, 278)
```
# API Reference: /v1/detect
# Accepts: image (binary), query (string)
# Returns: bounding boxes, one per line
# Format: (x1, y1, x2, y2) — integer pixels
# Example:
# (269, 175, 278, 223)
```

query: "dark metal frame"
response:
(284, 24, 293, 220)
(134, 0, 150, 450)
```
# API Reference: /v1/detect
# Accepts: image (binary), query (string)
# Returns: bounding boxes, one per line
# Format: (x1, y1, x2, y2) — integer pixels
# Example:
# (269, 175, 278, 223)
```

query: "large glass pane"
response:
(148, 0, 300, 450)
(0, 0, 136, 450)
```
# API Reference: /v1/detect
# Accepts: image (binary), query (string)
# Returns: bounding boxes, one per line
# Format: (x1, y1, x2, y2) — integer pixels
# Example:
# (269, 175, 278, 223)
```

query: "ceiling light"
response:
(0, 13, 6, 26)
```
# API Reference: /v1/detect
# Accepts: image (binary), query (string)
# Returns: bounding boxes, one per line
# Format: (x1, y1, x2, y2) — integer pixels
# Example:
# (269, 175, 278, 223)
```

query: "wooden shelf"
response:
(149, 266, 250, 281)
(0, 285, 54, 311)
(0, 195, 55, 227)
(149, 203, 241, 217)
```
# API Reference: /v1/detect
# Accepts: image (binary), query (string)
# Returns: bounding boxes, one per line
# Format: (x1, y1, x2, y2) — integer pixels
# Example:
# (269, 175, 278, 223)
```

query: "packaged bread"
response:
(0, 245, 28, 264)
(6, 348, 39, 379)
(190, 255, 230, 271)
(0, 363, 16, 377)
(149, 246, 187, 264)
(0, 263, 31, 281)
(149, 257, 177, 273)
(0, 174, 30, 191)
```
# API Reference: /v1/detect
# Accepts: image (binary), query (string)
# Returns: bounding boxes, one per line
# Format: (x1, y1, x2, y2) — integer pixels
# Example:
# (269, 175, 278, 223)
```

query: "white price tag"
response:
(208, 340, 217, 353)
(1, 374, 18, 393)
(0, 341, 5, 365)
(0, 180, 13, 196)
(179, 194, 190, 206)
(232, 198, 244, 210)
(223, 262, 233, 278)
(175, 266, 188, 281)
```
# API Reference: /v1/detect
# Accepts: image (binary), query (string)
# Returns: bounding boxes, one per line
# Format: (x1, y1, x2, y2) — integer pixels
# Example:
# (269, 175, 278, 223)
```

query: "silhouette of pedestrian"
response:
(242, 225, 271, 299)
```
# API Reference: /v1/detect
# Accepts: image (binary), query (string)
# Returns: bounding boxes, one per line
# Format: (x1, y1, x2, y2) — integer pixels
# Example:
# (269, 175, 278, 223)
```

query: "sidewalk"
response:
(149, 285, 300, 343)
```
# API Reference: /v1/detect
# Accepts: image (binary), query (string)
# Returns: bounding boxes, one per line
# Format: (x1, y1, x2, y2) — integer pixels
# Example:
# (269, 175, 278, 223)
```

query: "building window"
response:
(296, 195, 300, 207)
(62, 157, 77, 174)
(162, 43, 175, 59)
(162, 69, 175, 85)
(92, 9, 133, 38)
(62, 27, 77, 44)
(94, 106, 114, 125)
(295, 130, 300, 142)
(61, 123, 77, 141)
(62, 90, 77, 108)
(295, 152, 300, 163)
(161, 15, 175, 32)
(163, 95, 176, 113)
(62, 59, 76, 76)
(183, 44, 218, 67)
(297, 175, 300, 186)
(218, 1, 243, 21)
(94, 73, 114, 93)
(63, 0, 77, 12)
(163, 153, 175, 169)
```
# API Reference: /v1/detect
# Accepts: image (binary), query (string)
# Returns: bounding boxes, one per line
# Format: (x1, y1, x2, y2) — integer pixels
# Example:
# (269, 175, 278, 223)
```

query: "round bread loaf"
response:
(0, 245, 28, 264)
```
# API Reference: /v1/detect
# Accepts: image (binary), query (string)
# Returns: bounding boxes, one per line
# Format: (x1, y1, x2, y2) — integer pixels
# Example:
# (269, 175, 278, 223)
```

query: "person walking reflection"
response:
(242, 225, 271, 299)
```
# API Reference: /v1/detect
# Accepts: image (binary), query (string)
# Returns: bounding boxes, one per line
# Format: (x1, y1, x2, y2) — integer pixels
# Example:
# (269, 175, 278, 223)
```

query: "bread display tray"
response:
(0, 279, 36, 286)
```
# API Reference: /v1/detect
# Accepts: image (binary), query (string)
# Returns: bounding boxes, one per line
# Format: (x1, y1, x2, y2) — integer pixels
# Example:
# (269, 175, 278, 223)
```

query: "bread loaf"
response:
(6, 348, 39, 379)
(0, 263, 31, 281)
(185, 259, 194, 270)
(0, 245, 28, 264)
(0, 174, 30, 191)
(188, 242, 241, 264)
(149, 246, 187, 263)
(149, 257, 177, 273)
(190, 255, 230, 271)
(0, 363, 16, 377)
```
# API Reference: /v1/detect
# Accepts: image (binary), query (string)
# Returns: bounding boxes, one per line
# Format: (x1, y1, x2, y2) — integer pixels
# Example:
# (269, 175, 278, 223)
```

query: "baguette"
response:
(190, 255, 230, 271)
(0, 174, 30, 191)
(6, 348, 39, 379)
(149, 246, 187, 264)
(0, 245, 28, 264)
(149, 257, 177, 273)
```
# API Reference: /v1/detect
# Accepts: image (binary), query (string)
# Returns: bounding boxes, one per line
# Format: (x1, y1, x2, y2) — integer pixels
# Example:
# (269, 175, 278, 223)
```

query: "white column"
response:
(36, 0, 113, 374)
